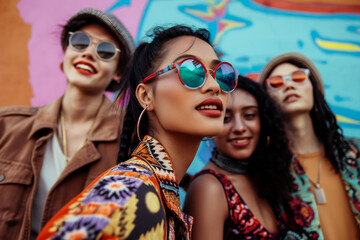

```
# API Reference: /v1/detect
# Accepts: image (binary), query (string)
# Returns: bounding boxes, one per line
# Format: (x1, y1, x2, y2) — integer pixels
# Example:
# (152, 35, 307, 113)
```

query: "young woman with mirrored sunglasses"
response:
(38, 24, 237, 240)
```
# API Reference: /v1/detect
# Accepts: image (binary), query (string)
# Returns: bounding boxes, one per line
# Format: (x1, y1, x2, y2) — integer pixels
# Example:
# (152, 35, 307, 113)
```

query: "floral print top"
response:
(287, 138, 360, 239)
(37, 135, 193, 240)
(192, 169, 302, 240)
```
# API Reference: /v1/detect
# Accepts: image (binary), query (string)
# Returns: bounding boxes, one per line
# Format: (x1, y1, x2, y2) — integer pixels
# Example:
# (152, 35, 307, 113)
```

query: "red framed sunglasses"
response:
(143, 57, 238, 93)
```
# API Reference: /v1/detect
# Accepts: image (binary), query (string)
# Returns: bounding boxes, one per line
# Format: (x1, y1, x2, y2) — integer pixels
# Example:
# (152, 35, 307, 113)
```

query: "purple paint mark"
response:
(17, 0, 147, 106)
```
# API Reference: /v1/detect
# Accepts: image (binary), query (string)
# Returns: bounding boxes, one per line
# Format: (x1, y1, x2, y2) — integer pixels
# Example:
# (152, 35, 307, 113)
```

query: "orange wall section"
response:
(0, 0, 33, 107)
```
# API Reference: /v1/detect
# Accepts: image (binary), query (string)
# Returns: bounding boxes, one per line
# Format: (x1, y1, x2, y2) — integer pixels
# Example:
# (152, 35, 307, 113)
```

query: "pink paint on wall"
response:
(17, 0, 147, 106)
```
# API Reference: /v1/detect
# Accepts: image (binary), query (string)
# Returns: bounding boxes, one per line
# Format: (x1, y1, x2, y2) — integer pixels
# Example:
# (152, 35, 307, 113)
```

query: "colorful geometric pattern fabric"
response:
(37, 135, 193, 239)
(192, 169, 280, 240)
(286, 138, 360, 239)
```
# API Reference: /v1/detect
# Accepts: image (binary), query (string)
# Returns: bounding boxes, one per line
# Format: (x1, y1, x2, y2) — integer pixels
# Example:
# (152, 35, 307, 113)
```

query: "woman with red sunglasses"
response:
(38, 25, 238, 239)
(258, 52, 360, 239)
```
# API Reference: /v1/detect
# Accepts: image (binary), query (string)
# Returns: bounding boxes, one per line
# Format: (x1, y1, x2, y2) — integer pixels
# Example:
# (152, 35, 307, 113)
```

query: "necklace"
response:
(60, 113, 71, 164)
(210, 149, 249, 175)
(59, 97, 101, 164)
(306, 150, 326, 205)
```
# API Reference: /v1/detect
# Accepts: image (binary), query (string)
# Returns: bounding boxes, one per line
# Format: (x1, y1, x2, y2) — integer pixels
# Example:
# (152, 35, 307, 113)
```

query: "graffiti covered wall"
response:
(1, 0, 359, 136)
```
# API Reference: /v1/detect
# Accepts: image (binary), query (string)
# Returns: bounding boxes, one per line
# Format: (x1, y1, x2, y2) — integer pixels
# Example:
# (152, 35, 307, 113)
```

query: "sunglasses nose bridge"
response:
(202, 68, 221, 93)
(282, 75, 294, 87)
(206, 68, 214, 78)
(205, 67, 217, 84)
(88, 40, 99, 52)
(79, 39, 99, 59)
(204, 67, 215, 82)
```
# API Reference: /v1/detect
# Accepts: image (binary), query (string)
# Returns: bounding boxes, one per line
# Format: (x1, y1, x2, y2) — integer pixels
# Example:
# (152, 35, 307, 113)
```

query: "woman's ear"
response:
(136, 83, 154, 110)
(113, 72, 121, 83)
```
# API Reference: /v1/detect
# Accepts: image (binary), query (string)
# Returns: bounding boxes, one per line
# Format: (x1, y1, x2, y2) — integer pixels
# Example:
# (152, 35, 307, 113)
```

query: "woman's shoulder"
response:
(190, 169, 228, 192)
(183, 169, 229, 224)
(106, 158, 160, 187)
(343, 137, 360, 163)
(346, 137, 360, 150)
(87, 160, 159, 201)
(39, 160, 166, 239)
(185, 169, 230, 210)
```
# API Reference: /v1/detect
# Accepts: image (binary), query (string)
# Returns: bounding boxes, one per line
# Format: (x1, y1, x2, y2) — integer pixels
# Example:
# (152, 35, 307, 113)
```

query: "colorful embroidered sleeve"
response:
(287, 156, 321, 239)
(37, 163, 167, 240)
(345, 138, 360, 227)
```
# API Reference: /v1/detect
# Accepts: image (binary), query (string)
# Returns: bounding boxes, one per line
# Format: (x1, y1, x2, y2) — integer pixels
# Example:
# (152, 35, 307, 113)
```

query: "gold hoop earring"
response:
(137, 105, 148, 141)
(202, 136, 215, 142)
(266, 136, 270, 147)
(206, 139, 213, 149)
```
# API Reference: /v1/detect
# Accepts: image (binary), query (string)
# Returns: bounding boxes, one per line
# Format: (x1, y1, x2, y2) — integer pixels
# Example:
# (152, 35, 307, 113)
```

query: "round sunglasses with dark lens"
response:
(68, 31, 120, 61)
(143, 57, 238, 93)
(178, 59, 206, 89)
(266, 68, 309, 90)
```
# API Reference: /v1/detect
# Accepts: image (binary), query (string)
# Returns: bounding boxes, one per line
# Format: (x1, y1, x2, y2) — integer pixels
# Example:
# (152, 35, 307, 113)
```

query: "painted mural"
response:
(1, 1, 360, 198)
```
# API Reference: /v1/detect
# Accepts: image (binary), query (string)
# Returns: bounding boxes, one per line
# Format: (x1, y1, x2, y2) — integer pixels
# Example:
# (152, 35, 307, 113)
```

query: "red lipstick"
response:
(74, 61, 97, 75)
(196, 98, 223, 117)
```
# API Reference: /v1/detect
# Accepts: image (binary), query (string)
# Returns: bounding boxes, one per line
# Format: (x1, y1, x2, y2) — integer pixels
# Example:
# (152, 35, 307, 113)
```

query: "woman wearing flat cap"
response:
(0, 8, 134, 240)
(258, 52, 360, 239)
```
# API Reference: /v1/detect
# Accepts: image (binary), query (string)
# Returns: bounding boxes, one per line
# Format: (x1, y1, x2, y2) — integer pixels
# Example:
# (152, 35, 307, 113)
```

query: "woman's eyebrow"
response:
(242, 106, 258, 110)
(211, 59, 221, 67)
(172, 54, 197, 63)
(172, 55, 221, 67)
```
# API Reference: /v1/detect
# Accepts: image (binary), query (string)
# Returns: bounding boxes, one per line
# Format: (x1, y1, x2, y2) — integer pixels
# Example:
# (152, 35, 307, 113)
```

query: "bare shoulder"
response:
(184, 172, 228, 215)
(188, 172, 225, 196)
(183, 172, 229, 240)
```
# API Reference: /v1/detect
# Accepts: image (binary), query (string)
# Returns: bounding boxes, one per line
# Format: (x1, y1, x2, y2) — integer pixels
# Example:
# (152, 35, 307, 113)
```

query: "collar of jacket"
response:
(28, 95, 122, 142)
(131, 135, 186, 222)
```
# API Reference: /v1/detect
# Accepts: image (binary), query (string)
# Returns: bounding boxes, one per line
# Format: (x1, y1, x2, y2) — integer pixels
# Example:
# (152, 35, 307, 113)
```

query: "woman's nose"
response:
(233, 116, 246, 133)
(201, 70, 220, 95)
(81, 43, 96, 60)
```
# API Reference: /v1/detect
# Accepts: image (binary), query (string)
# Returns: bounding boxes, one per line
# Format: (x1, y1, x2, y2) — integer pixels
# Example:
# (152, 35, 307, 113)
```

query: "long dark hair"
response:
(303, 67, 349, 172)
(235, 76, 293, 206)
(257, 53, 349, 172)
(115, 25, 212, 164)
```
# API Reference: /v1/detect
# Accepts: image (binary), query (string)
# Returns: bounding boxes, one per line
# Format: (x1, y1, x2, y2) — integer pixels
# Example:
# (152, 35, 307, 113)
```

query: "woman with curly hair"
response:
(257, 52, 360, 239)
(183, 76, 300, 239)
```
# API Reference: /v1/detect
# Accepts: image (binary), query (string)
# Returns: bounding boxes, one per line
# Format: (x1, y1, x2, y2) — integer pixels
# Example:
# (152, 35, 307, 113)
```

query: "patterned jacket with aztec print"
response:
(286, 138, 360, 239)
(37, 135, 193, 240)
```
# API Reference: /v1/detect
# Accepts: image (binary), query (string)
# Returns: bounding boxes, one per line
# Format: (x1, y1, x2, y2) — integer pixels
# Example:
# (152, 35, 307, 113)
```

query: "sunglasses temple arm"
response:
(143, 63, 176, 83)
(235, 69, 240, 79)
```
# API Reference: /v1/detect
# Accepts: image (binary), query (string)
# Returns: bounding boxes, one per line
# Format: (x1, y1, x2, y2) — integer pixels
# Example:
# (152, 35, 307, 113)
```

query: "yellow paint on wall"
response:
(336, 115, 360, 125)
(316, 38, 360, 52)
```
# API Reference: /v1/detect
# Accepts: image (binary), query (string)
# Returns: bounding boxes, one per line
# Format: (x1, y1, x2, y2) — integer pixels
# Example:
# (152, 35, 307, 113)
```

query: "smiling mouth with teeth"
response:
(75, 63, 96, 73)
(233, 139, 248, 143)
(197, 105, 219, 110)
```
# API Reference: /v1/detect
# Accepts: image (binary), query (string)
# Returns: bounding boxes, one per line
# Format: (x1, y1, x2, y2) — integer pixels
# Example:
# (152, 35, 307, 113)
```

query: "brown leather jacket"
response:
(0, 96, 123, 240)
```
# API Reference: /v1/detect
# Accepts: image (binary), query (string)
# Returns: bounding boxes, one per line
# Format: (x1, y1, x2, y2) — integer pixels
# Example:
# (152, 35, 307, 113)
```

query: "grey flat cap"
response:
(61, 8, 135, 55)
